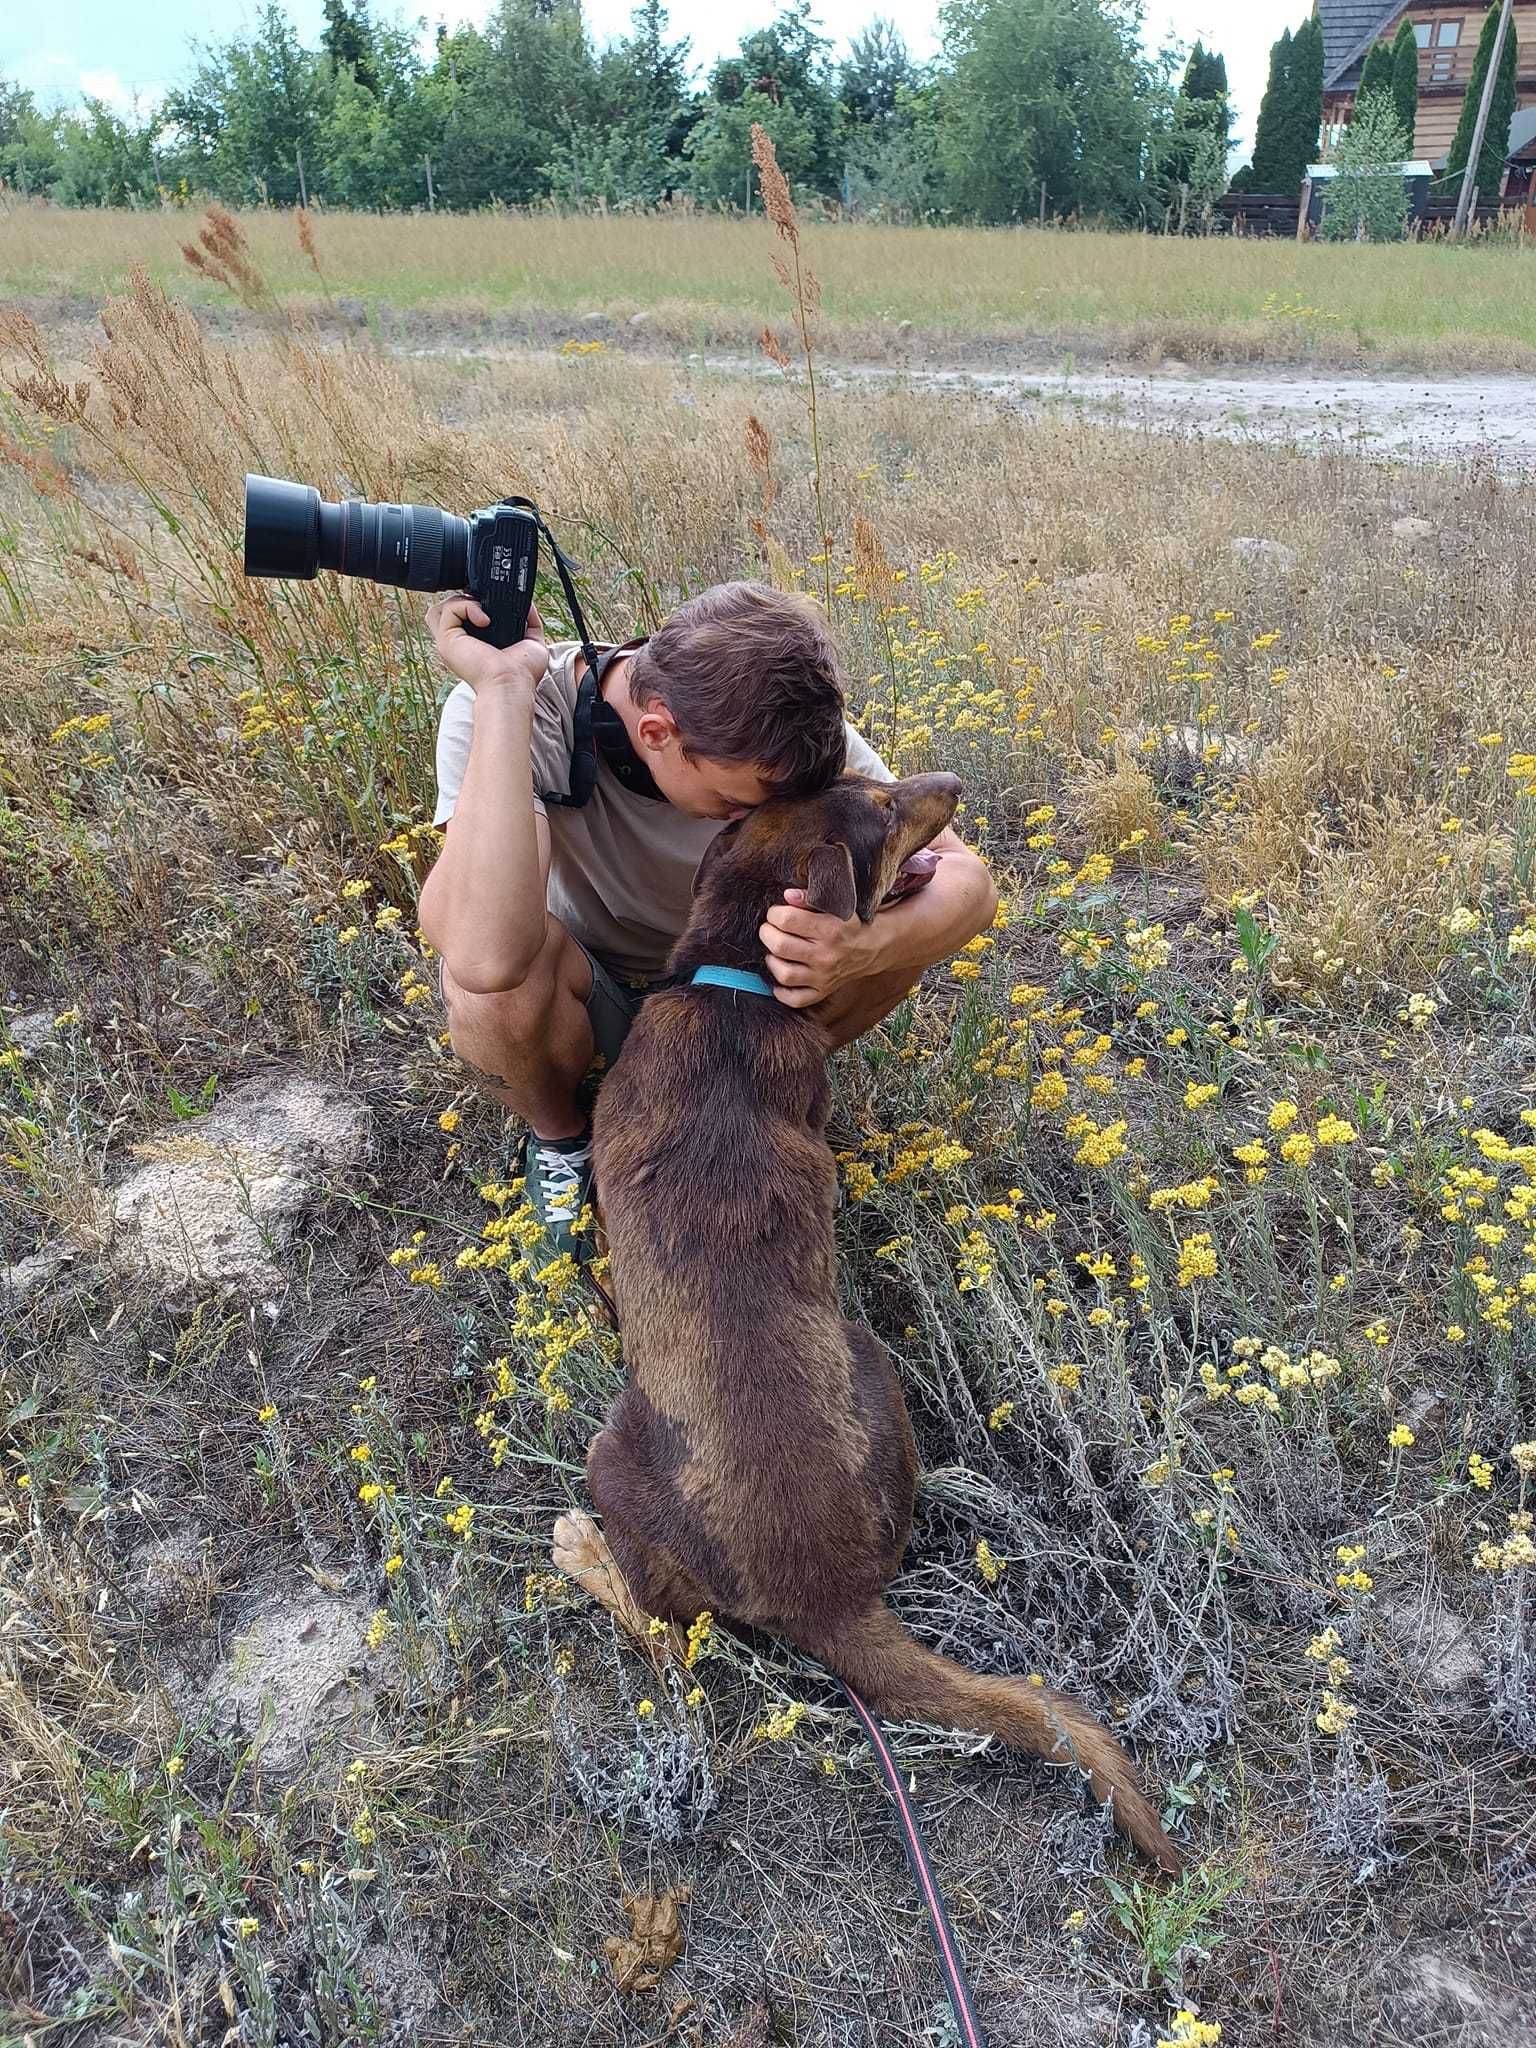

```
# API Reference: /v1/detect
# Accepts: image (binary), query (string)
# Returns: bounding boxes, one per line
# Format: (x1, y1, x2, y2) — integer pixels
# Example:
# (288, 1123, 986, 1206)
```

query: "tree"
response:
(421, 0, 600, 209)
(1358, 37, 1394, 107)
(1250, 14, 1322, 194)
(1389, 14, 1419, 145)
(1320, 86, 1409, 240)
(934, 0, 1158, 225)
(322, 0, 378, 94)
(1159, 38, 1232, 196)
(1447, 1, 1518, 205)
(0, 77, 64, 197)
(686, 6, 843, 206)
(548, 0, 697, 206)
(161, 5, 328, 205)
(840, 18, 919, 126)
(1249, 26, 1293, 189)
(1288, 14, 1324, 182)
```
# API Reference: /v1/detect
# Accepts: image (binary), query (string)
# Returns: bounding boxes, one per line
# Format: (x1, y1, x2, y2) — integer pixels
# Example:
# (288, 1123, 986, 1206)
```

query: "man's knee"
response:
(439, 922, 590, 1050)
(818, 967, 919, 1051)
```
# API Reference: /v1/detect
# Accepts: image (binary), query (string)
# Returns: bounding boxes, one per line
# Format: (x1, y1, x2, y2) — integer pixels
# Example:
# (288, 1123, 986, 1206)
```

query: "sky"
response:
(5, 0, 1311, 161)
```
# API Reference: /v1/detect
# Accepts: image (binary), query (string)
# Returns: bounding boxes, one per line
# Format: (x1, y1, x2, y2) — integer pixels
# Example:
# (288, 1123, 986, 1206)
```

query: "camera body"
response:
(457, 502, 540, 649)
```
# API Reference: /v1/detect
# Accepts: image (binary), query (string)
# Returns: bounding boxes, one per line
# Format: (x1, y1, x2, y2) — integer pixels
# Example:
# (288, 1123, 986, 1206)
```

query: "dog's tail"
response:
(805, 1601, 1184, 1877)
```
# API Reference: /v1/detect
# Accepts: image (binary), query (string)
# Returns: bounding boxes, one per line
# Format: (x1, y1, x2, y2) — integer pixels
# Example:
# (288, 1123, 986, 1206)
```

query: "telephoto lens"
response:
(243, 475, 470, 591)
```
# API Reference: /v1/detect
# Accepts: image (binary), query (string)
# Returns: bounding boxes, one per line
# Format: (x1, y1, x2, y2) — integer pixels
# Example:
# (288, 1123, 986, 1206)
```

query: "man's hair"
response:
(626, 581, 848, 797)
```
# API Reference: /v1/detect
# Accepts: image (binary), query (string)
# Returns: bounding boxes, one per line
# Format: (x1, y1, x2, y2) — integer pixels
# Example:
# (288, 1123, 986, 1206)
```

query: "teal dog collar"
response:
(689, 965, 775, 998)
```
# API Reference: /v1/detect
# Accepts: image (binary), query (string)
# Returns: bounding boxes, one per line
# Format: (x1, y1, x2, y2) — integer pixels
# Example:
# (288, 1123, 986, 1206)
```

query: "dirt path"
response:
(672, 350, 1536, 468)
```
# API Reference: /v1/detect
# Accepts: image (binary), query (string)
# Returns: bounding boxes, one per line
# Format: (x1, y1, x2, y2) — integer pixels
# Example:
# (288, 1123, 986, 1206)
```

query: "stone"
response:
(2, 1242, 80, 1307)
(1391, 515, 1435, 543)
(580, 310, 611, 330)
(627, 309, 652, 328)
(199, 1579, 386, 1776)
(125, 1525, 219, 1624)
(4, 1008, 57, 1054)
(1229, 536, 1298, 573)
(109, 1071, 373, 1304)
(1401, 1386, 1451, 1434)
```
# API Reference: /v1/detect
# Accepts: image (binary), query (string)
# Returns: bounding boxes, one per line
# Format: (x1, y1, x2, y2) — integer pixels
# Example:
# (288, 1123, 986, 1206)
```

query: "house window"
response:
(1413, 21, 1431, 45)
(1435, 20, 1461, 45)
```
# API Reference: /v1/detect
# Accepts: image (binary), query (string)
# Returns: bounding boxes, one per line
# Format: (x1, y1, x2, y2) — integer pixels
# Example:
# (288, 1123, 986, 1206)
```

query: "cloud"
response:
(78, 68, 165, 114)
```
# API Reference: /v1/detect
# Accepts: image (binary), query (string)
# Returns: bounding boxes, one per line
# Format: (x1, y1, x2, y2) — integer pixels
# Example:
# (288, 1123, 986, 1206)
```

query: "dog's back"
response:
(594, 989, 894, 1629)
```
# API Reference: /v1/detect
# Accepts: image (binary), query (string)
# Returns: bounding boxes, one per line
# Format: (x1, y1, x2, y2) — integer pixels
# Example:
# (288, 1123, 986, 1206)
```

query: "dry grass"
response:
(6, 195, 1536, 370)
(2, 209, 1535, 2046)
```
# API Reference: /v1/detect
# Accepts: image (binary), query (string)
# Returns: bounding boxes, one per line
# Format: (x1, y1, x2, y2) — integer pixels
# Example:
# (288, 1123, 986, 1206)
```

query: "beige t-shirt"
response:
(433, 640, 895, 981)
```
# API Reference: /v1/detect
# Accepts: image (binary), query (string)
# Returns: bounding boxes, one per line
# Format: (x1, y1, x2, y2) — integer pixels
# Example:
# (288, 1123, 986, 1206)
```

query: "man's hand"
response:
(427, 594, 549, 694)
(759, 889, 878, 1008)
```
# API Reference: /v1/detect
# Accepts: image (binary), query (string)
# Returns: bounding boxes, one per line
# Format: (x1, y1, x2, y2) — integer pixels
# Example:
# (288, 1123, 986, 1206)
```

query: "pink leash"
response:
(838, 1680, 989, 2047)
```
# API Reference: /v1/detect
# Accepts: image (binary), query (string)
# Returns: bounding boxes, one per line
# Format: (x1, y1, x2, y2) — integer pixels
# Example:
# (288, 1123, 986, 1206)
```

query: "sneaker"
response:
(523, 1123, 596, 1269)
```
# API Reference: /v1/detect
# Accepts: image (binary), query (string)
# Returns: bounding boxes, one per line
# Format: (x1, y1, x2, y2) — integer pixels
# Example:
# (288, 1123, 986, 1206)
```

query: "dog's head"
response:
(690, 771, 962, 924)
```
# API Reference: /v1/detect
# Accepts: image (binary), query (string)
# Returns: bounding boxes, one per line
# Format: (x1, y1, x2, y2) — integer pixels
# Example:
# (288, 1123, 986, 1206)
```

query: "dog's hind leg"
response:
(843, 1319, 920, 1579)
(552, 1510, 710, 1665)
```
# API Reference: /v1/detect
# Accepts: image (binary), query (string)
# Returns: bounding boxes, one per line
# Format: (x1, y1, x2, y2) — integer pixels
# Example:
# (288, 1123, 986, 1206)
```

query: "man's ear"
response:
(691, 818, 742, 898)
(802, 841, 858, 922)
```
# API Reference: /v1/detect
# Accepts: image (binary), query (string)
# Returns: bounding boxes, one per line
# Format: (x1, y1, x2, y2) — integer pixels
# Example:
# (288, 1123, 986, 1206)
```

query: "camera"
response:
(240, 474, 656, 810)
(242, 473, 539, 649)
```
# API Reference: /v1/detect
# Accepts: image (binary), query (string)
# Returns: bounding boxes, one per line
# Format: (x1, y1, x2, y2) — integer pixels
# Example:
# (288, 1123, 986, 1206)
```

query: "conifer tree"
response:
(1447, 2, 1518, 204)
(1390, 14, 1420, 145)
(1249, 25, 1293, 190)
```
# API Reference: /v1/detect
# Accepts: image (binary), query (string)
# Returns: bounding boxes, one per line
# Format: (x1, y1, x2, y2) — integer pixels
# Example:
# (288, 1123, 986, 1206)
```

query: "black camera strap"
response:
(506, 498, 662, 810)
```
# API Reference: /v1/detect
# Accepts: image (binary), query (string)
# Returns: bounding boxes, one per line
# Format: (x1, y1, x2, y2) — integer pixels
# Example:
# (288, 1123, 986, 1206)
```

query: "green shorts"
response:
(568, 935, 657, 1075)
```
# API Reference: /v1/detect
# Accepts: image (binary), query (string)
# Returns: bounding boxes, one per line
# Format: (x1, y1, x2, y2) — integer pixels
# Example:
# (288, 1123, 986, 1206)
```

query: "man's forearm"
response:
(863, 852, 998, 978)
(423, 691, 547, 992)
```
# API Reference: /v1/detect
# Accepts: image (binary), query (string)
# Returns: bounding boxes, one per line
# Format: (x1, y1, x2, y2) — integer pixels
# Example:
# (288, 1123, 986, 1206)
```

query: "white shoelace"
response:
(534, 1138, 592, 1224)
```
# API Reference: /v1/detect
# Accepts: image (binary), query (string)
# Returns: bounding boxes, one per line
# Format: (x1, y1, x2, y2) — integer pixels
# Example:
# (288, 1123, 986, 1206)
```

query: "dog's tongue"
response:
(884, 847, 941, 902)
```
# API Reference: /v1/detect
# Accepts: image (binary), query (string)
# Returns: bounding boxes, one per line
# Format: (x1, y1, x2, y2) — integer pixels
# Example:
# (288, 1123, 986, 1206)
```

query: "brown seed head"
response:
(759, 327, 793, 371)
(750, 124, 797, 240)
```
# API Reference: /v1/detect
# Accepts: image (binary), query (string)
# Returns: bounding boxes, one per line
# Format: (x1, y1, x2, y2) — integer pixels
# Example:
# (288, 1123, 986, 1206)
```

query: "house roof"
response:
(1316, 0, 1407, 90)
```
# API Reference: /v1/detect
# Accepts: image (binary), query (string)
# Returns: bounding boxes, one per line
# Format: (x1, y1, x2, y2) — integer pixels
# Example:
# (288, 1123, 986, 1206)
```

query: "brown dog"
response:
(553, 771, 1183, 1876)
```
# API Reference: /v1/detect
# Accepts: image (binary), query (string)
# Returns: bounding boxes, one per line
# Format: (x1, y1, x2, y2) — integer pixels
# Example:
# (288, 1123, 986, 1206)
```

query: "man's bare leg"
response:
(438, 917, 596, 1140)
(815, 966, 921, 1053)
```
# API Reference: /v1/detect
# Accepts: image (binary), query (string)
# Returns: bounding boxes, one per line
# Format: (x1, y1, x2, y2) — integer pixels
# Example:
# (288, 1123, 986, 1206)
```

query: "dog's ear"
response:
(802, 841, 858, 922)
(691, 818, 743, 898)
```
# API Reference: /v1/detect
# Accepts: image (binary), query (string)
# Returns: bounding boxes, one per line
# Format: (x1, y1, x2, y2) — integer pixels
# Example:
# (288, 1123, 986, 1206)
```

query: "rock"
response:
(200, 1579, 386, 1776)
(2, 1242, 80, 1307)
(1160, 357, 1191, 375)
(895, 319, 913, 338)
(1122, 722, 1262, 772)
(4, 1008, 57, 1054)
(109, 1071, 373, 1304)
(1391, 515, 1435, 543)
(580, 310, 611, 330)
(1401, 1386, 1451, 1434)
(1378, 1589, 1483, 1702)
(1229, 536, 1298, 573)
(1365, 1944, 1527, 2044)
(627, 309, 652, 329)
(125, 1525, 219, 1623)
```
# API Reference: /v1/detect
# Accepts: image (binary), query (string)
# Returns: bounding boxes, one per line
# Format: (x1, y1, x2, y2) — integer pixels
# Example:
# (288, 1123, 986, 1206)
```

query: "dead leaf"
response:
(603, 1887, 688, 1992)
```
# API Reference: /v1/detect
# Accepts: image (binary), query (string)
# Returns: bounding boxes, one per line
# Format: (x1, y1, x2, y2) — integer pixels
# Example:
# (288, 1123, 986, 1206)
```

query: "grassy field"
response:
(2, 202, 1536, 2046)
(6, 195, 1536, 370)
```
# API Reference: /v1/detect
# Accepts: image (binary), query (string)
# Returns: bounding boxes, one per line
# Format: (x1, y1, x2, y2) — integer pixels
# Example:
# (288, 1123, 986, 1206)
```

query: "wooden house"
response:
(1317, 1, 1536, 195)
